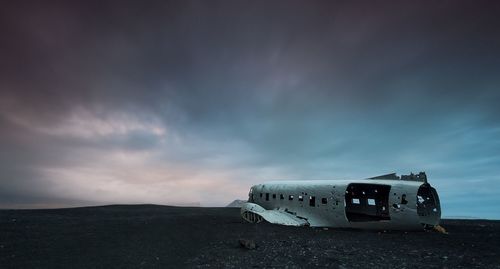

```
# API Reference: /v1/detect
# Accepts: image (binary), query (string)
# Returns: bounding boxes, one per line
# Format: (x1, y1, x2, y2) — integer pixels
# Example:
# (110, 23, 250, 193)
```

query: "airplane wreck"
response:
(241, 172, 441, 230)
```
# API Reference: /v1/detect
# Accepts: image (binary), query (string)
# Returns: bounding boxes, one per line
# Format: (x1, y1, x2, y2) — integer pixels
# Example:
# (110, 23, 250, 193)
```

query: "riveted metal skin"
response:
(241, 173, 441, 231)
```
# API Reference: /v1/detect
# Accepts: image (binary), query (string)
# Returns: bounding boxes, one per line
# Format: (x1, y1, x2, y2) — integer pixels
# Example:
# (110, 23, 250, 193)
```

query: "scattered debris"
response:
(434, 225, 448, 234)
(239, 239, 256, 250)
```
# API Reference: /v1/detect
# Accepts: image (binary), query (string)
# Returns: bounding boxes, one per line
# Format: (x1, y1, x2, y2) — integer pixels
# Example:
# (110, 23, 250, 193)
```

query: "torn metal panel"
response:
(241, 202, 309, 226)
(241, 172, 442, 231)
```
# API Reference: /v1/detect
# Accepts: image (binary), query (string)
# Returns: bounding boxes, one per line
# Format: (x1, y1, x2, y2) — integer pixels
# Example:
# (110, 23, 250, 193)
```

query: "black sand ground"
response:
(0, 205, 499, 268)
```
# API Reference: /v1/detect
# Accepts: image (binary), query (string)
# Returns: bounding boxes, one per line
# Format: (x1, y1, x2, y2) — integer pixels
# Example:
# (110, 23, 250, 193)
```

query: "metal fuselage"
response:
(241, 178, 441, 230)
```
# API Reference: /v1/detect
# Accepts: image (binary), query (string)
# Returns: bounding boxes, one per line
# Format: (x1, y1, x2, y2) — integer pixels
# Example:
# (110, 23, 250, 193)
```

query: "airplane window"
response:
(352, 198, 360, 204)
(401, 194, 408, 204)
(266, 193, 269, 201)
(260, 193, 263, 198)
(298, 195, 304, 201)
(272, 194, 276, 199)
(309, 196, 316, 207)
(368, 199, 376, 206)
(321, 198, 327, 204)
(289, 195, 294, 201)
(280, 194, 284, 200)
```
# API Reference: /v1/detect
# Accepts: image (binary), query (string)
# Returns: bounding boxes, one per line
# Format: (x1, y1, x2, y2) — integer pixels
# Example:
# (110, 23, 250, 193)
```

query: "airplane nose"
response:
(417, 184, 441, 226)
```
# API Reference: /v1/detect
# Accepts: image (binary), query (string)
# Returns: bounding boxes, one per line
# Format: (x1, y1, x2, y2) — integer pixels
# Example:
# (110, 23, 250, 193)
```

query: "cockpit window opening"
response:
(289, 195, 294, 201)
(298, 195, 304, 201)
(280, 194, 284, 200)
(417, 184, 441, 226)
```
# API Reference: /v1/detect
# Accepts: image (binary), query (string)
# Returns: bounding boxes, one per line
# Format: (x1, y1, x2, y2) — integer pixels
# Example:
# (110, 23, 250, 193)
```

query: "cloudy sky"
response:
(1, 1, 499, 218)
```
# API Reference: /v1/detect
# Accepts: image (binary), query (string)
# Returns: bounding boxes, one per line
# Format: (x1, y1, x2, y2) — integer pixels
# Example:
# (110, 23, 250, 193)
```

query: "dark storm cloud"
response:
(1, 1, 500, 216)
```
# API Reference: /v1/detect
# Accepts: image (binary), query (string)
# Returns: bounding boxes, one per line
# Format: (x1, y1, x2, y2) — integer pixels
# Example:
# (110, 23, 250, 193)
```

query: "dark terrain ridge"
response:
(0, 205, 499, 268)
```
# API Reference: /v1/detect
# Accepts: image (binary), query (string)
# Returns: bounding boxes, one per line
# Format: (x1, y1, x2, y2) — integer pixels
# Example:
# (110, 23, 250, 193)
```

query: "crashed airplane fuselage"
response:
(241, 172, 441, 230)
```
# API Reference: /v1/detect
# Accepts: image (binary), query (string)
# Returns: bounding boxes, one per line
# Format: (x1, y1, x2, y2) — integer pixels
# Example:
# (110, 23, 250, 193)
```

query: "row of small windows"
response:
(257, 193, 329, 206)
(351, 198, 377, 206)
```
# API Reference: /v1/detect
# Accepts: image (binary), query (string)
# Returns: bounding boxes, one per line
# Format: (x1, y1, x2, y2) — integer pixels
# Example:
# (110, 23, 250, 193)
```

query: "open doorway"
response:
(345, 183, 391, 222)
